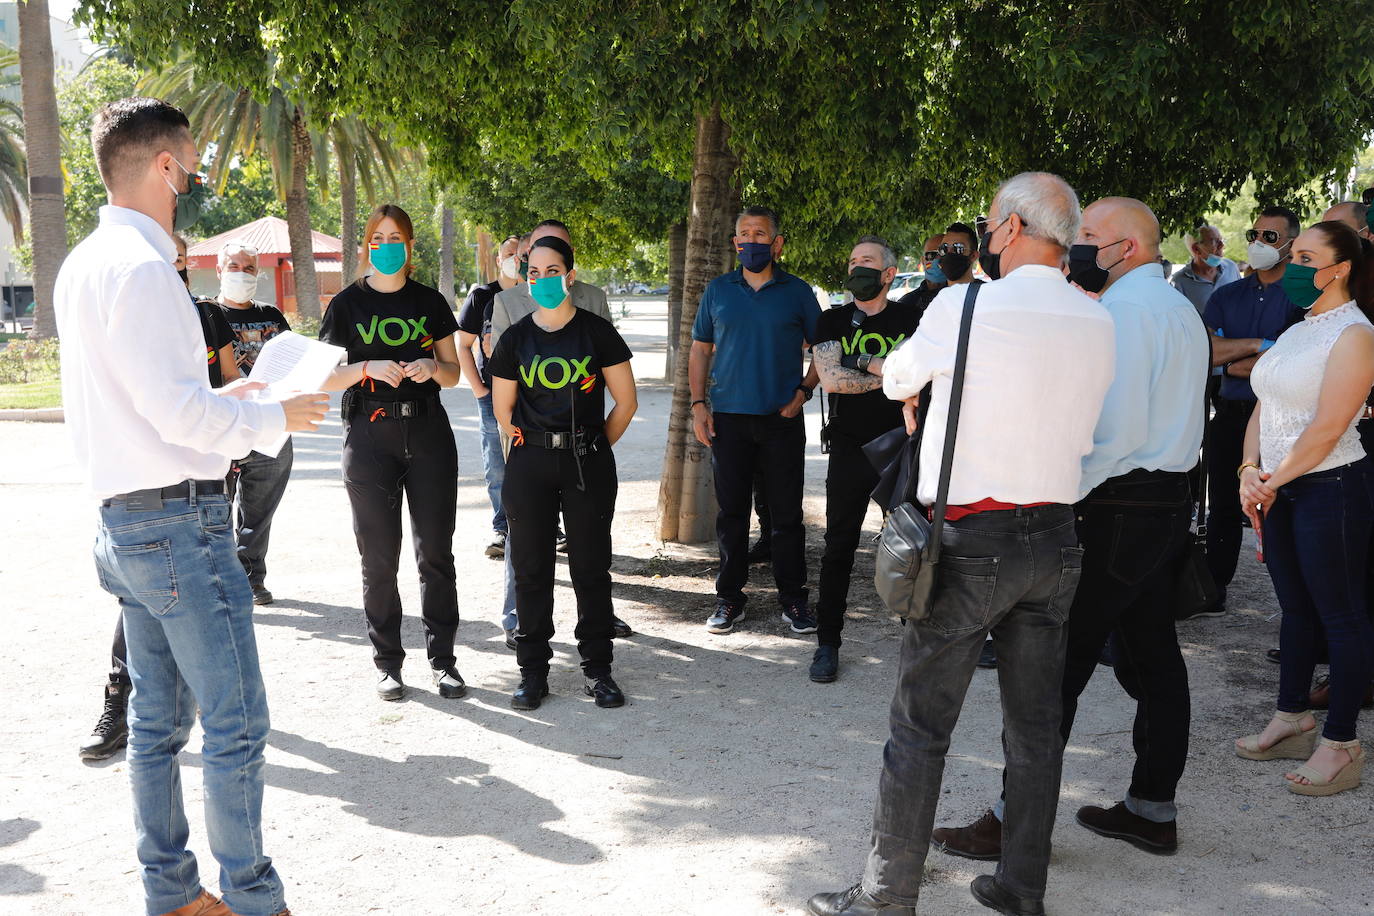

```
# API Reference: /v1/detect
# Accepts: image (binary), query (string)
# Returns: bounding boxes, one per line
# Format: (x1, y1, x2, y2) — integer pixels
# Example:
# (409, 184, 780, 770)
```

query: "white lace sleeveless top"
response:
(1251, 301, 1373, 475)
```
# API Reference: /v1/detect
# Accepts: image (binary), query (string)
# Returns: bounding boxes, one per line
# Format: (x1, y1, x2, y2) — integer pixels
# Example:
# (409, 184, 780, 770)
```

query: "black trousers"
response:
(342, 406, 459, 671)
(816, 432, 882, 647)
(711, 411, 807, 607)
(752, 468, 771, 547)
(503, 441, 617, 677)
(226, 438, 294, 587)
(1205, 397, 1256, 600)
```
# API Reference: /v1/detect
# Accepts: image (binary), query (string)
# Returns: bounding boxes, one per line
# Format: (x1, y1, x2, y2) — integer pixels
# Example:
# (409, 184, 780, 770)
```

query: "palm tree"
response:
(142, 59, 409, 317)
(16, 3, 64, 339)
(0, 52, 29, 243)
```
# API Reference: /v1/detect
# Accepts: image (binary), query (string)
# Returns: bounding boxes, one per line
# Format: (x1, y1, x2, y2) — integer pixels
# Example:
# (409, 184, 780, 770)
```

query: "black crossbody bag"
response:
(1173, 315, 1221, 616)
(874, 282, 980, 620)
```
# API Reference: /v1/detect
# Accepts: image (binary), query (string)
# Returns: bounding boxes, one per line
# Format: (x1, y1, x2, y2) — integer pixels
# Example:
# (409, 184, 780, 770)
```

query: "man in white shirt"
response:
(56, 96, 325, 916)
(932, 199, 1208, 872)
(807, 172, 1114, 916)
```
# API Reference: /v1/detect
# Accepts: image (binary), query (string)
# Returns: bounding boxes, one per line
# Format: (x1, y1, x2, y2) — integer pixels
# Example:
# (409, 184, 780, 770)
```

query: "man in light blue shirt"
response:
(931, 197, 1208, 867)
(1170, 223, 1240, 315)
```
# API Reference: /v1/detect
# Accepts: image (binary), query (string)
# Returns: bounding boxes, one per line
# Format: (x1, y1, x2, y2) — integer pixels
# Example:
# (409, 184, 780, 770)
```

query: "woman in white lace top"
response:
(1233, 221, 1374, 798)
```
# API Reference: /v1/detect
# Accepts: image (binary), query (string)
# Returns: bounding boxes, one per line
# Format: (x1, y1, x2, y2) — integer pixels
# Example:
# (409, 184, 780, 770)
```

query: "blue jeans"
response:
(864, 506, 1082, 905)
(1267, 459, 1374, 742)
(94, 484, 286, 916)
(477, 393, 507, 535)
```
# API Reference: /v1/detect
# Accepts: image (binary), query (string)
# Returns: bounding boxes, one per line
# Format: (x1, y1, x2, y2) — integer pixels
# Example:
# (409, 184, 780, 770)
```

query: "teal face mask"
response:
(530, 275, 568, 309)
(369, 242, 408, 276)
(1204, 255, 1224, 268)
(1279, 262, 1325, 310)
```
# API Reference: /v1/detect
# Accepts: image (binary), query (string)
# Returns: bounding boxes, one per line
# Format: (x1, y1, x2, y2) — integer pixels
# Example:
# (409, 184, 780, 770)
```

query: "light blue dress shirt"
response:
(1079, 263, 1210, 497)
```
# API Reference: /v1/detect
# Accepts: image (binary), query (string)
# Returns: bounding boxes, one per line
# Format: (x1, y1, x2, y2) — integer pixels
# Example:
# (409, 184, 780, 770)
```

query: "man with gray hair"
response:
(214, 241, 294, 605)
(807, 235, 922, 683)
(1170, 223, 1240, 315)
(809, 173, 1115, 916)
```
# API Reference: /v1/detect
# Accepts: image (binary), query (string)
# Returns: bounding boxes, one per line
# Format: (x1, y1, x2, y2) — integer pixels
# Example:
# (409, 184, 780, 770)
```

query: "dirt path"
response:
(0, 300, 1369, 915)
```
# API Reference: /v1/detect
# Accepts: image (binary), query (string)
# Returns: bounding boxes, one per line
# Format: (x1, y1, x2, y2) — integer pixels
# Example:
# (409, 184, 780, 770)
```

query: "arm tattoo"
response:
(814, 340, 882, 395)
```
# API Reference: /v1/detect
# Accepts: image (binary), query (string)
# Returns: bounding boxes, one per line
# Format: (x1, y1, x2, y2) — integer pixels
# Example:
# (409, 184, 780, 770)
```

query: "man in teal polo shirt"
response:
(689, 206, 822, 636)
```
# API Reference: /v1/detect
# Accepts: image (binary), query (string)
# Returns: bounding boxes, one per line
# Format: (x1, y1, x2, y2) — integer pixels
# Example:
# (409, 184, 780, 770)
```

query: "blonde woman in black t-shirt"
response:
(320, 204, 465, 702)
(488, 236, 638, 710)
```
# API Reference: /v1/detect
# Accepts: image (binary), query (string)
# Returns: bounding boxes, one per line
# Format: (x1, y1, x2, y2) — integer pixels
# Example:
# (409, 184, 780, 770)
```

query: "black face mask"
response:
(938, 251, 971, 282)
(1066, 244, 1109, 293)
(977, 219, 1009, 280)
(843, 265, 886, 302)
(177, 267, 189, 283)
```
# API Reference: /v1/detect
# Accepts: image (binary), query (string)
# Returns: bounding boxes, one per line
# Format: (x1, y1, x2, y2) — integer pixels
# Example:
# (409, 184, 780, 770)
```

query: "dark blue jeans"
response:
(227, 438, 294, 587)
(864, 506, 1082, 906)
(1267, 459, 1374, 742)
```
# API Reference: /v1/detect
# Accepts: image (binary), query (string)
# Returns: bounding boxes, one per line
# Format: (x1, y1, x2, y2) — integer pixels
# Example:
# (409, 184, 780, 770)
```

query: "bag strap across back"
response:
(1193, 311, 1211, 537)
(924, 281, 981, 565)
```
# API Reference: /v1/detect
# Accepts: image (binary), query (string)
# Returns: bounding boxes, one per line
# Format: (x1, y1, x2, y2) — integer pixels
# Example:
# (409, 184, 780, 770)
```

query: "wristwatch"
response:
(856, 354, 873, 373)
(796, 385, 814, 402)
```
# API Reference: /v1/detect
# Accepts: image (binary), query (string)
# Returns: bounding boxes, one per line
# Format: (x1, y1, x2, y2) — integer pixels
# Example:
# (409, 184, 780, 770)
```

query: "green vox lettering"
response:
(518, 355, 594, 389)
(843, 330, 904, 357)
(355, 315, 430, 347)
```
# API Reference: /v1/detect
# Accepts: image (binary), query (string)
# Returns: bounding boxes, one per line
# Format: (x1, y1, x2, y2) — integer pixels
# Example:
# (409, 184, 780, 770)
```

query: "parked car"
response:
(649, 286, 669, 295)
(887, 271, 922, 300)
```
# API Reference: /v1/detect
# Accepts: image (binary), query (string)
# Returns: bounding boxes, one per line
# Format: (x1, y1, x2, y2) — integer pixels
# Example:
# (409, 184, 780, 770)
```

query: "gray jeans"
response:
(864, 505, 1082, 905)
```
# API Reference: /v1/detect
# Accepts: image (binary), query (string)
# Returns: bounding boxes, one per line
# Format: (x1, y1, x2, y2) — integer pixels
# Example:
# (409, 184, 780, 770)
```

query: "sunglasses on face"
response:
(921, 250, 939, 262)
(1246, 229, 1288, 244)
(938, 242, 969, 256)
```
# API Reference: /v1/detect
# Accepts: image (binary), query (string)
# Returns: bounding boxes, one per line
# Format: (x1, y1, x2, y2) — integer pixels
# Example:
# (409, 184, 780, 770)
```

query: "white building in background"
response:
(0, 3, 93, 307)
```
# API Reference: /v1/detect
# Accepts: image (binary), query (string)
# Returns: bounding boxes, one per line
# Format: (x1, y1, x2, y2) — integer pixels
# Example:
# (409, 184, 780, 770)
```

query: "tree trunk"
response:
(663, 220, 687, 380)
(286, 107, 320, 319)
(438, 205, 456, 306)
(657, 106, 737, 543)
(339, 149, 358, 285)
(18, 0, 65, 340)
(475, 227, 494, 284)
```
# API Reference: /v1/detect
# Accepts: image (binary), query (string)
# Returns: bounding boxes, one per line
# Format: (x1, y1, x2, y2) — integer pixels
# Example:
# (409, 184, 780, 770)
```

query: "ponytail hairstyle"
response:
(1309, 220, 1374, 320)
(359, 204, 415, 284)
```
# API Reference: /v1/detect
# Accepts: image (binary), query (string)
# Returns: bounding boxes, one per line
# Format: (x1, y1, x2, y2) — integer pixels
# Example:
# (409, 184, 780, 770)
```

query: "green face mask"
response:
(1279, 262, 1324, 310)
(164, 158, 208, 232)
(369, 242, 408, 276)
(530, 275, 567, 309)
(518, 257, 529, 280)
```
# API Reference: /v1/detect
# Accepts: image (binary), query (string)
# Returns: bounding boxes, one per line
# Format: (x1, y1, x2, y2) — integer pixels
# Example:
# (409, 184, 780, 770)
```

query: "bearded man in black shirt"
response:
(808, 236, 922, 682)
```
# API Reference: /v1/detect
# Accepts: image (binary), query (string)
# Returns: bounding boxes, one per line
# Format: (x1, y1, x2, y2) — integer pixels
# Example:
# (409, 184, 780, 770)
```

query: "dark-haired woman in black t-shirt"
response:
(320, 204, 466, 702)
(488, 236, 638, 710)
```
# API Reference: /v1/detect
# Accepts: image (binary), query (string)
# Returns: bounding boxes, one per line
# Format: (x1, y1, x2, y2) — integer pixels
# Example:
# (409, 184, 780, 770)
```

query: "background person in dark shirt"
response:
(458, 233, 522, 559)
(490, 236, 638, 711)
(214, 241, 294, 606)
(320, 203, 466, 703)
(895, 232, 946, 317)
(1201, 206, 1305, 617)
(808, 235, 920, 683)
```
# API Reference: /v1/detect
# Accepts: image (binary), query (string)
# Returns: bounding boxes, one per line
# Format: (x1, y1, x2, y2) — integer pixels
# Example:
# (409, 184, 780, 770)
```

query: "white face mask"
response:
(499, 255, 520, 280)
(220, 269, 258, 303)
(1246, 239, 1286, 271)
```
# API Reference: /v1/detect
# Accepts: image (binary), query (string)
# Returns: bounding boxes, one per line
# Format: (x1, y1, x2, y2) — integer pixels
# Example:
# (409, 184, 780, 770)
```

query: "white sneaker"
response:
(376, 670, 405, 701)
(434, 666, 467, 699)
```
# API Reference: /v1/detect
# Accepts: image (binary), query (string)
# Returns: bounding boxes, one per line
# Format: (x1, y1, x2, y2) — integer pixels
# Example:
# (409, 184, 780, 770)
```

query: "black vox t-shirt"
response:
(319, 278, 459, 401)
(193, 296, 236, 388)
(488, 309, 632, 436)
(456, 279, 503, 387)
(217, 300, 291, 375)
(814, 300, 921, 444)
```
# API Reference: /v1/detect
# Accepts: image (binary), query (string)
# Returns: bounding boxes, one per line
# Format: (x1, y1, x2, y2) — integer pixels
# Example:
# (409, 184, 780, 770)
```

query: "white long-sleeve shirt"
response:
(883, 264, 1115, 507)
(55, 205, 285, 499)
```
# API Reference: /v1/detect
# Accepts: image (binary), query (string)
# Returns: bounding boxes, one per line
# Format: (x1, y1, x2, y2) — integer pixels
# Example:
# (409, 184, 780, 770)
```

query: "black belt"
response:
(524, 428, 603, 451)
(343, 390, 440, 421)
(101, 478, 226, 508)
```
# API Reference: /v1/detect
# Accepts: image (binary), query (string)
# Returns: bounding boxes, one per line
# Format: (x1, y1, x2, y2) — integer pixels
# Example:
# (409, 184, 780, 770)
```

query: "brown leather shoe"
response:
(1075, 802, 1177, 855)
(1308, 674, 1374, 710)
(157, 890, 233, 916)
(930, 808, 1002, 860)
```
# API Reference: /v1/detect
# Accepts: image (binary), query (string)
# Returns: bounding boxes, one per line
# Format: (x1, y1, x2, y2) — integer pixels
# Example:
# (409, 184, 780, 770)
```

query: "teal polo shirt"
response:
(692, 267, 821, 415)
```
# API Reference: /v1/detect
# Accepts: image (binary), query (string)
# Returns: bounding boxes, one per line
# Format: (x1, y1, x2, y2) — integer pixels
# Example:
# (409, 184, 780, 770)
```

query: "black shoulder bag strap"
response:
(1194, 312, 1211, 535)
(925, 281, 981, 563)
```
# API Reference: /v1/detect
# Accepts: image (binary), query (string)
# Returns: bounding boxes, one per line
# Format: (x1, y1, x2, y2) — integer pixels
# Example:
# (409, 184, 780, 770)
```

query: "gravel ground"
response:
(0, 300, 1370, 916)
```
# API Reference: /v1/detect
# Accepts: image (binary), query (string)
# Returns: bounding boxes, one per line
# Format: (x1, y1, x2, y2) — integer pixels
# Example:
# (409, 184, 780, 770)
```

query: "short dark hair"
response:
(91, 96, 191, 191)
(1258, 205, 1301, 238)
(736, 206, 780, 236)
(533, 219, 569, 234)
(943, 221, 977, 244)
(531, 235, 575, 271)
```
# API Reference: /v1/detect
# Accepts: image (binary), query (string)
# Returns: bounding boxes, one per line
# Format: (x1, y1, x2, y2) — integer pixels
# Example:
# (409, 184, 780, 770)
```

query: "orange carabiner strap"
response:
(369, 407, 386, 423)
(511, 426, 524, 447)
(361, 360, 377, 393)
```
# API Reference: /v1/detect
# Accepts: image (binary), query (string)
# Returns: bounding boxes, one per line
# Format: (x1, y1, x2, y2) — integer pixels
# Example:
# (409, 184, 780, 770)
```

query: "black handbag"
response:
(874, 283, 980, 620)
(1173, 315, 1221, 617)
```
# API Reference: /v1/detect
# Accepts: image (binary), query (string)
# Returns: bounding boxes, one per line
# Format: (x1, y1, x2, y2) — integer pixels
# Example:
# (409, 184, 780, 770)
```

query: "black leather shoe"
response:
(79, 680, 130, 761)
(610, 616, 633, 638)
(977, 639, 998, 669)
(512, 673, 550, 710)
(1266, 647, 1281, 664)
(1076, 802, 1177, 855)
(807, 884, 915, 915)
(931, 808, 1002, 860)
(250, 583, 274, 606)
(810, 645, 839, 683)
(706, 597, 747, 634)
(584, 673, 625, 708)
(746, 539, 772, 564)
(504, 628, 518, 650)
(970, 875, 1044, 916)
(434, 666, 467, 699)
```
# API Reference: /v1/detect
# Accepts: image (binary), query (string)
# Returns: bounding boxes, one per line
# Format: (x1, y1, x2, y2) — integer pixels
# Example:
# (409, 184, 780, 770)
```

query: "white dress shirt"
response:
(1078, 263, 1210, 496)
(883, 264, 1115, 507)
(55, 205, 286, 499)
